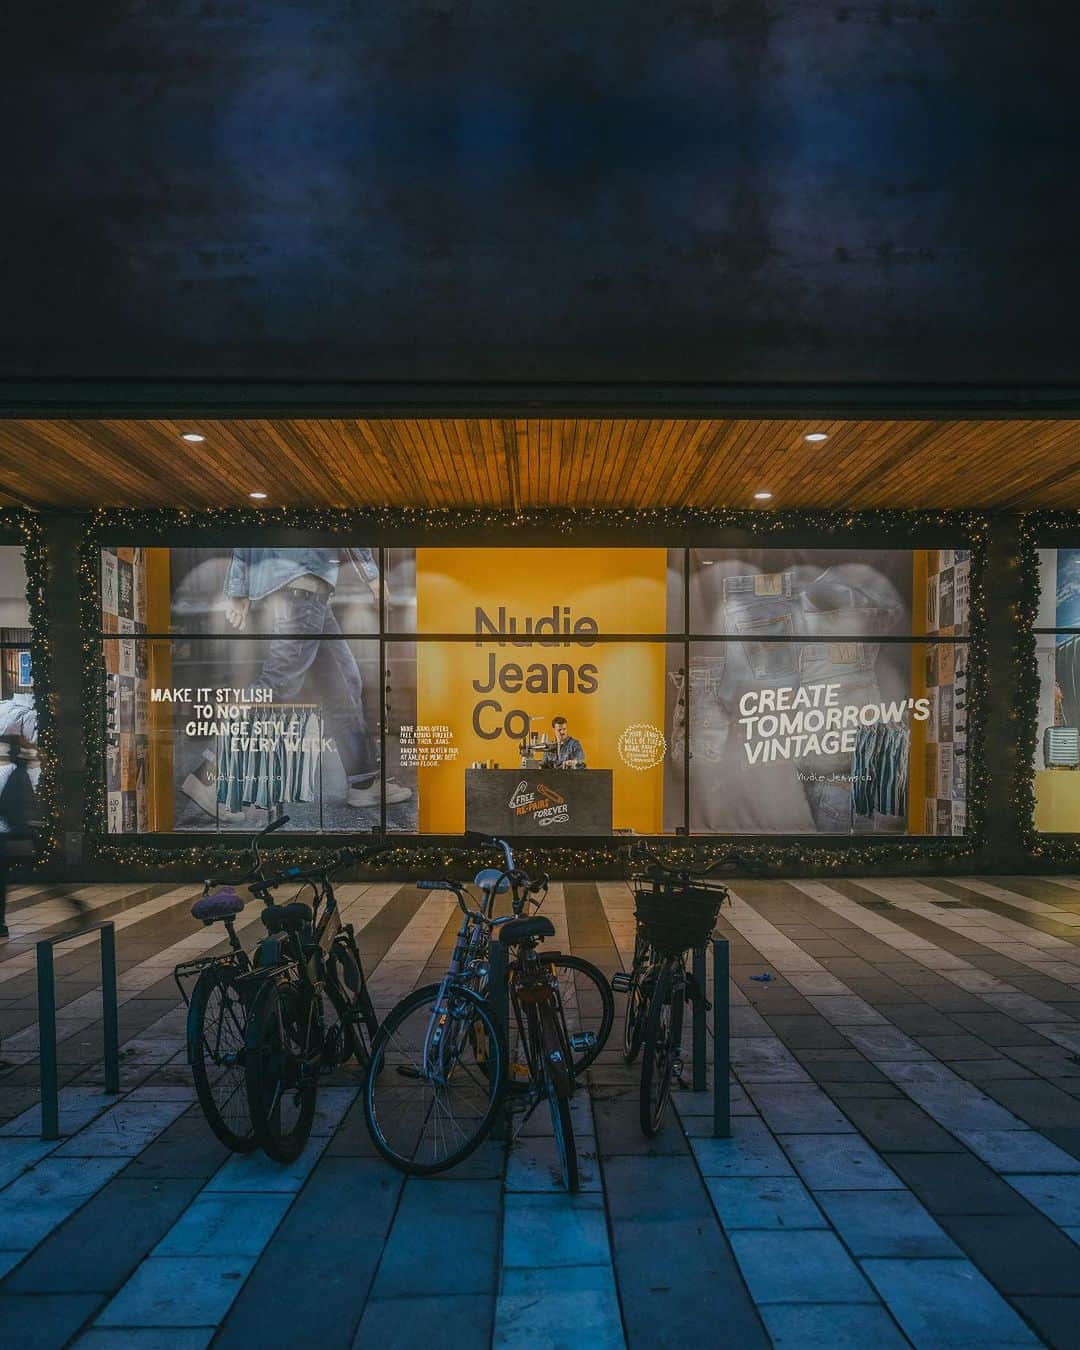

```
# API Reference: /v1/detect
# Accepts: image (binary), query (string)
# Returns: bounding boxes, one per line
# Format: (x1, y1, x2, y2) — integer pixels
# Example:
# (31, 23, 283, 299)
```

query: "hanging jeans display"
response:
(216, 706, 322, 813)
(851, 723, 909, 831)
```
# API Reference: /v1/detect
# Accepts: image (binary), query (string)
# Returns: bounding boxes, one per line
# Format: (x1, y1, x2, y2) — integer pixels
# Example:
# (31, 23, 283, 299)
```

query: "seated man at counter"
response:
(549, 715, 586, 768)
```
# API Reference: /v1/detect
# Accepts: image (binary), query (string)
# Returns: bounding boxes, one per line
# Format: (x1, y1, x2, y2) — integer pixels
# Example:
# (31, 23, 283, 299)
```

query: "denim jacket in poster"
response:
(223, 548, 378, 600)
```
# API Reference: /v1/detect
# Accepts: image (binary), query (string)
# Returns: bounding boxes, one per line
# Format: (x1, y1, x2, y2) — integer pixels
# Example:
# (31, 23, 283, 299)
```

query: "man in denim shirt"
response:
(182, 547, 411, 817)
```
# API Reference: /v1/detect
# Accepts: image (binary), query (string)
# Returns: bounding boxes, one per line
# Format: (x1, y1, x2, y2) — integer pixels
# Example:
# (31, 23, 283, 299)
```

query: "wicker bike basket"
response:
(633, 882, 728, 958)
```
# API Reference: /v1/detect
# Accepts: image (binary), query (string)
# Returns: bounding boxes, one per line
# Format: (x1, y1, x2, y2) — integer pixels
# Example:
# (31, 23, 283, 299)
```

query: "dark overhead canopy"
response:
(3, 4, 1080, 402)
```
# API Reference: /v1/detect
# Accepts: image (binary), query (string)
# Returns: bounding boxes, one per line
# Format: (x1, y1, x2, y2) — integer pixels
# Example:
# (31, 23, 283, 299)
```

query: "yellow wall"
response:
(415, 548, 668, 833)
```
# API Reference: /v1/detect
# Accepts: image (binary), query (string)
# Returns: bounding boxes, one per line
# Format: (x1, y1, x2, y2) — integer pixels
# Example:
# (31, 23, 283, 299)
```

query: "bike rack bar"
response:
(692, 946, 707, 1092)
(712, 937, 731, 1138)
(37, 921, 120, 1141)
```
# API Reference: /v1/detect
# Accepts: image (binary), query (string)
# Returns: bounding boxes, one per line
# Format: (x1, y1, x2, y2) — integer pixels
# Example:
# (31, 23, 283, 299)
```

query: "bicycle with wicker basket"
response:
(612, 843, 732, 1135)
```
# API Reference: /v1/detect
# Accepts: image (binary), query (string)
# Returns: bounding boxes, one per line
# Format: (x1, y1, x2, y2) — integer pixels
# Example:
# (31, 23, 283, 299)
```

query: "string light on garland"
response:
(65, 505, 995, 875)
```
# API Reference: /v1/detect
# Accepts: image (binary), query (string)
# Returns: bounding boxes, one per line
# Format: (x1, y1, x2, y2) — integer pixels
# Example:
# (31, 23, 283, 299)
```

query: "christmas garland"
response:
(77, 505, 991, 873)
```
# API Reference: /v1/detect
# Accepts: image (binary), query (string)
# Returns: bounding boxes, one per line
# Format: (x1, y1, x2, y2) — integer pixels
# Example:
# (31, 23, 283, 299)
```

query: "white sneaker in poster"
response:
(347, 778, 413, 807)
(181, 773, 245, 822)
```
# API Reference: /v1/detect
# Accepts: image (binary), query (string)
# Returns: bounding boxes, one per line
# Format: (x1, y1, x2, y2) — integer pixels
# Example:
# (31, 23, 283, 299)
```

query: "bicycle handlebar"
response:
(464, 831, 515, 872)
(203, 814, 292, 890)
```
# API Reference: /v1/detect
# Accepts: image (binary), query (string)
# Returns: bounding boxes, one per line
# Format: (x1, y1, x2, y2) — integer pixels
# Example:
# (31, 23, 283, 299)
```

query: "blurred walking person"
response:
(0, 735, 39, 940)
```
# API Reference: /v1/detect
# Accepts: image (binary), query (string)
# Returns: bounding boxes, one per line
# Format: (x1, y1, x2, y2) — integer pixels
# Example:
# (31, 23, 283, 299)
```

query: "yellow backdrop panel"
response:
(415, 548, 668, 833)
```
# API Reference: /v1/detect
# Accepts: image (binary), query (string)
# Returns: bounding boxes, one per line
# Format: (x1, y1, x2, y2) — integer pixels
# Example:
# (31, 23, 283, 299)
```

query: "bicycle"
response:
(612, 843, 732, 1136)
(468, 835, 613, 1084)
(365, 843, 610, 1188)
(241, 841, 392, 1161)
(176, 815, 291, 1153)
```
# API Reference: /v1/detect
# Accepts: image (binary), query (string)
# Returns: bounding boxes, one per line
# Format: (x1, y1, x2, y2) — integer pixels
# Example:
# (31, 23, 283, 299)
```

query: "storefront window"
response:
(1033, 549, 1080, 832)
(99, 542, 970, 837)
(100, 548, 386, 834)
(681, 549, 969, 836)
(0, 546, 41, 803)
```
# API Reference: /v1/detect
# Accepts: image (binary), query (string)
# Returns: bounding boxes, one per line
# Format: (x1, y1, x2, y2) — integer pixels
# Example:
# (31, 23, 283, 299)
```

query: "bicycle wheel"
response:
(245, 977, 318, 1163)
(365, 982, 505, 1176)
(536, 1004, 579, 1193)
(545, 955, 613, 1075)
(622, 935, 651, 1064)
(639, 960, 685, 1137)
(187, 964, 257, 1153)
(322, 935, 372, 1069)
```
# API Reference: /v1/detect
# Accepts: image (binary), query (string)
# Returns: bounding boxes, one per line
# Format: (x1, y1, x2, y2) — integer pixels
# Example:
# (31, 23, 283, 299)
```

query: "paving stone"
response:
(505, 1132, 601, 1192)
(746, 1084, 855, 1134)
(950, 1058, 1038, 1086)
(204, 1134, 328, 1193)
(1013, 1296, 1080, 1350)
(94, 1255, 254, 1328)
(842, 1027, 934, 1061)
(0, 1292, 103, 1348)
(861, 1257, 1041, 1347)
(355, 1294, 493, 1350)
(937, 1213, 1080, 1297)
(4, 1178, 203, 1293)
(983, 1079, 1080, 1129)
(495, 1267, 623, 1350)
(502, 1193, 610, 1269)
(153, 1193, 292, 1258)
(760, 1302, 910, 1349)
(74, 1330, 214, 1349)
(760, 1016, 854, 1050)
(950, 1013, 1053, 1048)
(704, 1176, 827, 1230)
(215, 1158, 403, 1350)
(0, 1156, 129, 1251)
(372, 1178, 500, 1297)
(884, 1153, 1032, 1216)
(591, 1090, 686, 1156)
(957, 1129, 1080, 1174)
(815, 1189, 961, 1258)
(1004, 1174, 1080, 1227)
(688, 1116, 795, 1177)
(728, 1230, 874, 1304)
(780, 1134, 904, 1191)
(604, 1154, 769, 1347)
(117, 1114, 229, 1181)
(839, 1098, 965, 1153)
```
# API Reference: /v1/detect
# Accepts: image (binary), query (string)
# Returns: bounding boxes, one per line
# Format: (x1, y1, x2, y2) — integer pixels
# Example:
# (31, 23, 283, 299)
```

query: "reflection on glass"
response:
(682, 641, 966, 836)
(102, 638, 391, 834)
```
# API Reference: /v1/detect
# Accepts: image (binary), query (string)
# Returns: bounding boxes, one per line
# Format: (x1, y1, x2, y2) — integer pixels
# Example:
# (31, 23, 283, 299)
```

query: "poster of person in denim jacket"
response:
(665, 549, 914, 835)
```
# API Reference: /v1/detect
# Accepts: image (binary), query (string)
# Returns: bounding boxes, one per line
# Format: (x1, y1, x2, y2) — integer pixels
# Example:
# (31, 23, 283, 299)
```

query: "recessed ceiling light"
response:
(754, 491, 773, 501)
(181, 432, 205, 442)
(249, 491, 268, 500)
(804, 431, 828, 442)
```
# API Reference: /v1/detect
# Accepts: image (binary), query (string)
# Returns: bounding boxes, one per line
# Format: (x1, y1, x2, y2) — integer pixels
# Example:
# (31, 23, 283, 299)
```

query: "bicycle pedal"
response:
(568, 1032, 597, 1052)
(509, 1061, 531, 1083)
(610, 972, 633, 994)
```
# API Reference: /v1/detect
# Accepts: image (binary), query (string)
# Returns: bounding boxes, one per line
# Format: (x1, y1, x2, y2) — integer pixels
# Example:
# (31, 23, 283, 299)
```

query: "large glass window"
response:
(99, 543, 970, 837)
(0, 546, 42, 810)
(1033, 549, 1080, 832)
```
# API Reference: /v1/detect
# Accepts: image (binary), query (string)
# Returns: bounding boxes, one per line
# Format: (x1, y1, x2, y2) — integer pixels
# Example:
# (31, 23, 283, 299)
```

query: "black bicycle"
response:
(613, 843, 731, 1136)
(365, 841, 611, 1185)
(177, 815, 290, 1153)
(241, 842, 391, 1161)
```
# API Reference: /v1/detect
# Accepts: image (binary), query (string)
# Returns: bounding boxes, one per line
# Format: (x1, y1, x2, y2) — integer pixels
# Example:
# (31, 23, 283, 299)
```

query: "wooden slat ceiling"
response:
(2, 417, 1080, 511)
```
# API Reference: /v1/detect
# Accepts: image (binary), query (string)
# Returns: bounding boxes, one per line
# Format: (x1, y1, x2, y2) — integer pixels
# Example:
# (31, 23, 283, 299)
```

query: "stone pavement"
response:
(1, 873, 1080, 1347)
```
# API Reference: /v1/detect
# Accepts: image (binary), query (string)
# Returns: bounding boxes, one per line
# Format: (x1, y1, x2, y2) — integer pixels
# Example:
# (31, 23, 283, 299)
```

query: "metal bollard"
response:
(36, 921, 120, 1141)
(712, 937, 731, 1138)
(692, 946, 707, 1092)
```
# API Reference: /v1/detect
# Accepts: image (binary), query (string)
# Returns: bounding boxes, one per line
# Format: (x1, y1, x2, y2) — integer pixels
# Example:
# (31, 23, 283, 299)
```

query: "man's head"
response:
(552, 716, 569, 743)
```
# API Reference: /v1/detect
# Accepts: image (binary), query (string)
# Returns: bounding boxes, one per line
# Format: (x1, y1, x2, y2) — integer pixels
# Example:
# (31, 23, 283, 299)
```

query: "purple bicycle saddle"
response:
(191, 887, 245, 922)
